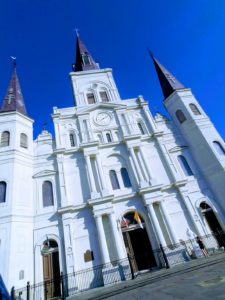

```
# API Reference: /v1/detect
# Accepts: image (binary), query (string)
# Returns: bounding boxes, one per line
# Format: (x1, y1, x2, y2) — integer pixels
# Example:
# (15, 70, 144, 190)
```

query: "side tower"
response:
(0, 62, 34, 289)
(151, 54, 225, 212)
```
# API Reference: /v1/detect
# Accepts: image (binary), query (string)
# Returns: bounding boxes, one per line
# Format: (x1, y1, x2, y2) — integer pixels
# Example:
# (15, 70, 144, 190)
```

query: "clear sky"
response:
(0, 0, 225, 138)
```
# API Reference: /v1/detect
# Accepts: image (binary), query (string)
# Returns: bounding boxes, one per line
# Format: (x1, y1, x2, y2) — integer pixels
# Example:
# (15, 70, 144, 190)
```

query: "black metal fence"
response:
(6, 231, 225, 300)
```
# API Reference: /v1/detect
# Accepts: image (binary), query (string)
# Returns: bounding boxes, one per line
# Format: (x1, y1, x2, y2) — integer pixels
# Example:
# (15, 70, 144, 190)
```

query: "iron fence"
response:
(7, 231, 225, 300)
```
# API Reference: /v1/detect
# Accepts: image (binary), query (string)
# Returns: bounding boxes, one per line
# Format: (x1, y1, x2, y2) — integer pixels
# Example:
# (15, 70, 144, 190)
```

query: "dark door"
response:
(205, 211, 225, 247)
(123, 228, 156, 271)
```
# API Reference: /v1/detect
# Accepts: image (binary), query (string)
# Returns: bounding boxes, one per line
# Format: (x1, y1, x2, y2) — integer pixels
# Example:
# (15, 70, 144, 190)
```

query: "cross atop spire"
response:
(72, 34, 99, 72)
(149, 50, 185, 99)
(0, 61, 27, 116)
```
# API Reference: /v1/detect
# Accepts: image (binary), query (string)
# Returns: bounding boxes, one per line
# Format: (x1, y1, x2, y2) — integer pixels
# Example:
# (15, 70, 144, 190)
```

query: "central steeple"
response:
(72, 33, 99, 72)
(0, 60, 27, 116)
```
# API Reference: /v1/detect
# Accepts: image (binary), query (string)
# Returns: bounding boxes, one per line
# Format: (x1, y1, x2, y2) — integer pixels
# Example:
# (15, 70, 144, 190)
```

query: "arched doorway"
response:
(41, 239, 61, 299)
(121, 211, 157, 272)
(200, 202, 225, 247)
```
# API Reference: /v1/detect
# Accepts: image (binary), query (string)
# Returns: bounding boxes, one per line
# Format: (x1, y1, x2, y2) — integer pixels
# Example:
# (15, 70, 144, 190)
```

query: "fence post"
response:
(26, 281, 30, 300)
(60, 272, 65, 300)
(160, 244, 170, 269)
(11, 286, 15, 300)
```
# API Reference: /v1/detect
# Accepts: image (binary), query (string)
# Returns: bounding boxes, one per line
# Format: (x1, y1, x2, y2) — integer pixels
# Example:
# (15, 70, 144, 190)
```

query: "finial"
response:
(11, 56, 17, 68)
(74, 28, 80, 37)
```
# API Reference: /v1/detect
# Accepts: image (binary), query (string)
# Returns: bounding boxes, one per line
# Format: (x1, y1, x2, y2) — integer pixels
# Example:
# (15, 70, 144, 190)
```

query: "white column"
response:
(139, 146, 152, 181)
(108, 213, 126, 260)
(95, 215, 110, 264)
(146, 203, 167, 247)
(96, 154, 107, 190)
(160, 201, 179, 244)
(143, 105, 157, 133)
(85, 155, 96, 193)
(136, 147, 149, 181)
(129, 147, 144, 182)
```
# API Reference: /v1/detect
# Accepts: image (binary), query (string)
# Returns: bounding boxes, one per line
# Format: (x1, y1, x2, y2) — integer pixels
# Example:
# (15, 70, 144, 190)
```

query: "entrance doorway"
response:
(200, 202, 225, 247)
(42, 240, 61, 299)
(121, 212, 157, 272)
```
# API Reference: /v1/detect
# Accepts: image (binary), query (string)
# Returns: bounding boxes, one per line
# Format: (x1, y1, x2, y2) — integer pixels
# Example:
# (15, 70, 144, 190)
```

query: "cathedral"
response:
(1, 35, 225, 296)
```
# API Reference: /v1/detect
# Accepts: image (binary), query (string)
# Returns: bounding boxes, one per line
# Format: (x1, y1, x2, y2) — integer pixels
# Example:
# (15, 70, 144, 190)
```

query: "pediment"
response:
(168, 145, 188, 153)
(76, 102, 126, 116)
(33, 170, 57, 178)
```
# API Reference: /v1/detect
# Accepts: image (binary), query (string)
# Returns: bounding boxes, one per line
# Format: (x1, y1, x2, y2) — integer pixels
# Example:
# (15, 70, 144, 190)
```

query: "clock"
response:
(95, 112, 111, 126)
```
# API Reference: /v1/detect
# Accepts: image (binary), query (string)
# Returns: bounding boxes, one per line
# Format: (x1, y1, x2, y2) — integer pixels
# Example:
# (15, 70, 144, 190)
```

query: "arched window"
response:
(1, 131, 10, 147)
(100, 91, 109, 102)
(137, 122, 145, 135)
(176, 110, 186, 124)
(109, 170, 120, 190)
(178, 155, 193, 176)
(121, 167, 132, 187)
(20, 133, 28, 148)
(0, 181, 6, 203)
(213, 141, 225, 155)
(106, 133, 112, 142)
(42, 181, 54, 207)
(87, 93, 96, 104)
(189, 103, 201, 115)
(69, 133, 76, 147)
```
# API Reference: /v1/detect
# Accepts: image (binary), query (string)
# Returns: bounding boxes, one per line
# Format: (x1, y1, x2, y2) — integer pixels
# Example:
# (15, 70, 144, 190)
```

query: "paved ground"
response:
(69, 253, 225, 300)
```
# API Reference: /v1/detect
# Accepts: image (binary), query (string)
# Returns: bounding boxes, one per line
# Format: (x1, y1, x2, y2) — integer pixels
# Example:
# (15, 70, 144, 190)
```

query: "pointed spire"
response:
(0, 60, 27, 116)
(72, 33, 99, 72)
(149, 50, 185, 99)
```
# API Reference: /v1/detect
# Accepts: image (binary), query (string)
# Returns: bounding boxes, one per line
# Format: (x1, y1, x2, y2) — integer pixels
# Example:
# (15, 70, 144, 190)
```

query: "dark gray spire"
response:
(0, 62, 27, 115)
(149, 50, 185, 99)
(72, 34, 99, 72)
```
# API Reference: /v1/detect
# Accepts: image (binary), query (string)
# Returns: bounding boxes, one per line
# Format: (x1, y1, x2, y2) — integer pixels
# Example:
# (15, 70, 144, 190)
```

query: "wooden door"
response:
(122, 231, 138, 273)
(43, 254, 54, 299)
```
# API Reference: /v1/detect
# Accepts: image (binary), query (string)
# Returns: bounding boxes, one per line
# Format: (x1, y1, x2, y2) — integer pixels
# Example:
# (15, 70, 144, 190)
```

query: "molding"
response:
(168, 145, 188, 153)
(33, 170, 57, 178)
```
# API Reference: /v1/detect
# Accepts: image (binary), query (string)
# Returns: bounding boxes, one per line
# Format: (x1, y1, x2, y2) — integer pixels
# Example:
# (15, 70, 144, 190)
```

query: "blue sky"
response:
(0, 0, 225, 138)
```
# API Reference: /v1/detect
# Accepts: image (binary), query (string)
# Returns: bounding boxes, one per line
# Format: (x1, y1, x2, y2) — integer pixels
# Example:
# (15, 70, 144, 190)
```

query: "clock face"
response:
(95, 112, 111, 126)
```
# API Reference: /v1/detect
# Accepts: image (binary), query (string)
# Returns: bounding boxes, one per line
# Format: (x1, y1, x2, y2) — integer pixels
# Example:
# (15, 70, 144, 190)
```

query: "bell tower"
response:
(151, 53, 225, 212)
(0, 61, 34, 289)
(70, 33, 121, 107)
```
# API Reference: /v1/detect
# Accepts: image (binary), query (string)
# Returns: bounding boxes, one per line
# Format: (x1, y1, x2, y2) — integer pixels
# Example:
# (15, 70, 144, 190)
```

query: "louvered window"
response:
(100, 91, 109, 102)
(0, 181, 6, 203)
(20, 133, 28, 148)
(1, 131, 10, 147)
(189, 103, 201, 115)
(87, 93, 96, 104)
(42, 181, 54, 207)
(176, 110, 186, 124)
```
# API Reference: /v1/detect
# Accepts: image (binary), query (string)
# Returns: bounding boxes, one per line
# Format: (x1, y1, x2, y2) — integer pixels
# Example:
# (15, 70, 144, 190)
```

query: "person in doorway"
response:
(196, 236, 208, 257)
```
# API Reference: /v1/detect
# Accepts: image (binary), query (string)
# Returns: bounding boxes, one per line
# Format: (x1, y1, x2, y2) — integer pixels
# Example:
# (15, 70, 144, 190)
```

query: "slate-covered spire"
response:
(149, 50, 185, 99)
(72, 32, 99, 72)
(1, 60, 27, 116)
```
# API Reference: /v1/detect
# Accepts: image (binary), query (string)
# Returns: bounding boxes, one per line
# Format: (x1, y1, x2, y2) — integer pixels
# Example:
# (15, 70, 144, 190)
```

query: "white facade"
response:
(1, 50, 225, 292)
